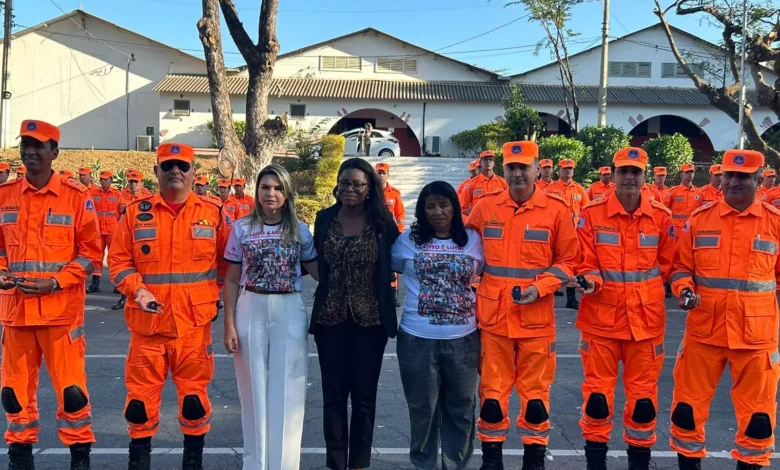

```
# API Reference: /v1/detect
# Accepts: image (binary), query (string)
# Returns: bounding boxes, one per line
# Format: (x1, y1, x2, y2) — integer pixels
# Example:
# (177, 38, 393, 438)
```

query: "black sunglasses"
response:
(160, 160, 191, 173)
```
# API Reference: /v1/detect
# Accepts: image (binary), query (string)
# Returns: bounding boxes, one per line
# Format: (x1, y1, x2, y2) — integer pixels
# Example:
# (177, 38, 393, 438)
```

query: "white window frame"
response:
(290, 103, 306, 120)
(320, 56, 361, 72)
(376, 57, 418, 74)
(173, 99, 190, 117)
(608, 61, 652, 78)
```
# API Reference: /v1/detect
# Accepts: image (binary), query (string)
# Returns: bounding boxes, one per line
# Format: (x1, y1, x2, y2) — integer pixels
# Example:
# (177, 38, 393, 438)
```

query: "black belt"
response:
(242, 285, 294, 295)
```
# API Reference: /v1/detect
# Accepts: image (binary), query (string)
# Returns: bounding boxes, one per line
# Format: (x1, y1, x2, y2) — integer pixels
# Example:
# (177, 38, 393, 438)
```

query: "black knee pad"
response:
(671, 402, 695, 431)
(745, 413, 773, 440)
(181, 395, 206, 421)
(1, 387, 22, 414)
(585, 393, 609, 420)
(480, 398, 504, 423)
(63, 385, 88, 413)
(524, 399, 549, 425)
(124, 399, 149, 424)
(631, 398, 656, 424)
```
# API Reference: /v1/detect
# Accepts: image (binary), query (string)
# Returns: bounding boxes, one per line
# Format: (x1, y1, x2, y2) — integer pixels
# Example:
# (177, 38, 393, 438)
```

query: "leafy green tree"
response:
(643, 133, 694, 175)
(502, 85, 543, 141)
(539, 134, 592, 183)
(577, 125, 631, 170)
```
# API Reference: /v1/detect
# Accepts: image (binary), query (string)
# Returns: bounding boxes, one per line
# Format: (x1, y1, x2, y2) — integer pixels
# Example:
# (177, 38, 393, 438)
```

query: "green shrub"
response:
(295, 197, 322, 225)
(643, 133, 693, 174)
(290, 169, 317, 196)
(538, 134, 592, 184)
(449, 129, 483, 158)
(502, 84, 543, 141)
(315, 135, 344, 205)
(576, 125, 631, 170)
(206, 120, 246, 149)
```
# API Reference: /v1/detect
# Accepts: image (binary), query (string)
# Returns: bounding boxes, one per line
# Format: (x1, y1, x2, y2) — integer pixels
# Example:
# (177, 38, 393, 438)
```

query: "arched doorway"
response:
(328, 108, 421, 156)
(538, 112, 572, 137)
(629, 115, 715, 161)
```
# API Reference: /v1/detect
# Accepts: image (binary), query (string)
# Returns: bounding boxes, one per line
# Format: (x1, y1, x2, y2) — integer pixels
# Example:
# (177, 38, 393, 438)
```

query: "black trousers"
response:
(314, 317, 388, 470)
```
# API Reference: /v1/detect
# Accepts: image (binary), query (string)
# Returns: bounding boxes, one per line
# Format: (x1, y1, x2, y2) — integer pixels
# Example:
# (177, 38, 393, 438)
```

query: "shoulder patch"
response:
(689, 202, 716, 218)
(476, 189, 502, 200)
(62, 178, 88, 192)
(763, 201, 780, 217)
(128, 196, 154, 212)
(0, 178, 21, 188)
(650, 199, 672, 215)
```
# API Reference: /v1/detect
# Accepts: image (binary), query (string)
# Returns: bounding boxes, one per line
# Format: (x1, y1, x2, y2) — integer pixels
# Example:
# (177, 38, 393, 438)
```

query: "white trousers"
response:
(234, 290, 309, 470)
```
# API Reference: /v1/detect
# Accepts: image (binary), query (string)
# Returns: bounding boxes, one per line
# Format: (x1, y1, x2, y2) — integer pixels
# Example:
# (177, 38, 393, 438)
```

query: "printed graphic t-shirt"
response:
(223, 219, 317, 293)
(391, 229, 484, 339)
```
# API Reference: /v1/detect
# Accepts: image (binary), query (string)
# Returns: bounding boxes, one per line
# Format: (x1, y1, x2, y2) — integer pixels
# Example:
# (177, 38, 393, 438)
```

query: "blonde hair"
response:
(250, 164, 302, 244)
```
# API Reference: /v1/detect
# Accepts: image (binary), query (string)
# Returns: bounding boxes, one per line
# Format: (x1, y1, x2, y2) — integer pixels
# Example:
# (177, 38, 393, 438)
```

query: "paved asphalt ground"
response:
(0, 273, 775, 469)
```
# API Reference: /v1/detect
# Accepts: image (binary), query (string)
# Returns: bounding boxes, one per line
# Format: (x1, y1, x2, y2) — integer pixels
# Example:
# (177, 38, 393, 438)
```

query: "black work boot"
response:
(627, 445, 651, 470)
(584, 441, 608, 470)
(7, 443, 34, 470)
(522, 443, 546, 470)
(479, 441, 504, 470)
(86, 276, 101, 294)
(127, 438, 151, 470)
(565, 287, 579, 309)
(69, 443, 91, 470)
(736, 461, 763, 470)
(677, 453, 701, 470)
(182, 435, 205, 470)
(111, 295, 126, 311)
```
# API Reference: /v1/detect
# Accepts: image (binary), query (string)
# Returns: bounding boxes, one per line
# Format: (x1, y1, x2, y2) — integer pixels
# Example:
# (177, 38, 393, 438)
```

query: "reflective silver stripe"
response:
(625, 427, 654, 440)
(582, 270, 601, 278)
(544, 266, 569, 282)
(754, 239, 777, 254)
(671, 436, 705, 452)
(7, 419, 39, 432)
(142, 269, 217, 285)
(477, 426, 508, 437)
(92, 196, 103, 201)
(107, 197, 118, 202)
(74, 256, 94, 275)
(193, 227, 215, 239)
(483, 265, 546, 279)
(670, 272, 692, 283)
(70, 325, 85, 340)
(674, 197, 685, 202)
(0, 250, 6, 257)
(46, 213, 73, 225)
(672, 214, 689, 219)
(525, 229, 549, 242)
(772, 199, 780, 207)
(582, 416, 614, 426)
(595, 232, 619, 245)
(56, 415, 92, 429)
(601, 266, 661, 283)
(1, 213, 17, 223)
(694, 236, 719, 248)
(640, 235, 659, 247)
(735, 444, 775, 457)
(694, 276, 776, 292)
(655, 343, 664, 356)
(8, 261, 67, 273)
(771, 351, 780, 364)
(179, 413, 212, 429)
(113, 268, 137, 285)
(134, 229, 157, 240)
(517, 426, 549, 439)
(97, 211, 116, 217)
(484, 227, 503, 239)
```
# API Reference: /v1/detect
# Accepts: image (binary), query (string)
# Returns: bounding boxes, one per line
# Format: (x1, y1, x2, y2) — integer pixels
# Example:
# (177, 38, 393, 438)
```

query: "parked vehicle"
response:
(314, 128, 401, 157)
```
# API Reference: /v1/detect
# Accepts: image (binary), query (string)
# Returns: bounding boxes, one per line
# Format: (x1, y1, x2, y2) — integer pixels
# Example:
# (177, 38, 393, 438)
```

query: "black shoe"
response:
(86, 277, 101, 294)
(584, 441, 608, 470)
(554, 290, 564, 297)
(480, 441, 504, 470)
(127, 440, 151, 470)
(565, 287, 579, 309)
(113, 288, 120, 294)
(69, 443, 91, 470)
(111, 295, 126, 311)
(182, 438, 204, 470)
(627, 446, 651, 470)
(677, 453, 701, 470)
(216, 300, 224, 310)
(7, 443, 34, 470)
(522, 443, 546, 470)
(736, 461, 763, 470)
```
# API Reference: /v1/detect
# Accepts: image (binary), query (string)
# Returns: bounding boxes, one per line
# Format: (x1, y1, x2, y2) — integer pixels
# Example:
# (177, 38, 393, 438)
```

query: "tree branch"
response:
(219, 0, 259, 63)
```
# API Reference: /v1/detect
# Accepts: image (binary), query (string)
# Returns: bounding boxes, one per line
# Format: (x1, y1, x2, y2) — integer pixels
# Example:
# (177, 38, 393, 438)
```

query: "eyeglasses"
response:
(337, 181, 367, 191)
(160, 160, 191, 173)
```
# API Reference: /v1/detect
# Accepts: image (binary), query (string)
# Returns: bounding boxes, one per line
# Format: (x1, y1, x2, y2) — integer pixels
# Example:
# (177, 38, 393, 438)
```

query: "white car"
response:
(341, 128, 401, 157)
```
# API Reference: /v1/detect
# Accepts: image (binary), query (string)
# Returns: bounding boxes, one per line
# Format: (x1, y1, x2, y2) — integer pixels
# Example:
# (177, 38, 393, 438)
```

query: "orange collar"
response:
(606, 192, 653, 218)
(21, 171, 61, 195)
(718, 197, 763, 217)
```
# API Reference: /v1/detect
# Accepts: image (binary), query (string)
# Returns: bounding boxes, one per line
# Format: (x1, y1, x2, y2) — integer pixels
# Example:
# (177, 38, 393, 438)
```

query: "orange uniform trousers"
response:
(578, 332, 665, 447)
(477, 331, 556, 446)
(670, 338, 780, 467)
(1, 323, 94, 445)
(124, 325, 215, 438)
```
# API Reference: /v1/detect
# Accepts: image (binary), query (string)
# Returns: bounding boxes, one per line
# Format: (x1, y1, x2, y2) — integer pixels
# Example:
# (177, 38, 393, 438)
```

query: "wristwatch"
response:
(50, 277, 61, 292)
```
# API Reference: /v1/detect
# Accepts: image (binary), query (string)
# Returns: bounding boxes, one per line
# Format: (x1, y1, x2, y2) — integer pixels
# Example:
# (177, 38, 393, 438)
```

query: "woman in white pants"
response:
(223, 164, 318, 469)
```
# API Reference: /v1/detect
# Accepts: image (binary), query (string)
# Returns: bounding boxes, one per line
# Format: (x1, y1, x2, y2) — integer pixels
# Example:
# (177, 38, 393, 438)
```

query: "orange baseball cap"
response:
(232, 178, 246, 186)
(710, 164, 723, 175)
(194, 175, 209, 185)
(613, 147, 648, 170)
(375, 162, 390, 172)
(540, 159, 553, 168)
(721, 149, 764, 173)
(653, 166, 667, 176)
(157, 142, 195, 164)
(679, 163, 695, 172)
(218, 178, 231, 188)
(99, 170, 113, 179)
(599, 166, 612, 175)
(763, 169, 776, 177)
(479, 150, 495, 159)
(59, 170, 75, 178)
(502, 141, 538, 165)
(127, 170, 142, 182)
(468, 161, 477, 171)
(19, 119, 61, 143)
(559, 159, 576, 169)
(15, 165, 26, 174)
(78, 167, 92, 176)
(0, 163, 9, 172)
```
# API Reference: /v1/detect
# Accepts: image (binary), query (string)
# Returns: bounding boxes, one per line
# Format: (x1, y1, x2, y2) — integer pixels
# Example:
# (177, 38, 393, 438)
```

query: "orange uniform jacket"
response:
(219, 196, 241, 223)
(0, 176, 102, 326)
(546, 179, 590, 222)
(91, 187, 123, 235)
(536, 179, 553, 191)
(119, 188, 154, 219)
(641, 184, 662, 203)
(698, 183, 722, 206)
(234, 194, 255, 218)
(655, 185, 671, 207)
(586, 181, 615, 201)
(757, 186, 772, 200)
(198, 193, 223, 206)
(762, 186, 780, 208)
(456, 177, 473, 197)
(670, 199, 780, 350)
(577, 195, 675, 340)
(383, 184, 406, 232)
(466, 189, 581, 338)
(108, 192, 230, 338)
(459, 173, 508, 214)
(665, 184, 701, 231)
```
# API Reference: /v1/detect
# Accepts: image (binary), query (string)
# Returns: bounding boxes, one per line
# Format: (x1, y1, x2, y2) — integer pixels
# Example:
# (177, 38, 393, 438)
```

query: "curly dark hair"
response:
(335, 158, 395, 231)
(411, 181, 468, 247)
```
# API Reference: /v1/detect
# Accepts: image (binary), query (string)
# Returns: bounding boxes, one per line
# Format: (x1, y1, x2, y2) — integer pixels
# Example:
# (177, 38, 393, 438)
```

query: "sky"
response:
(15, 0, 726, 74)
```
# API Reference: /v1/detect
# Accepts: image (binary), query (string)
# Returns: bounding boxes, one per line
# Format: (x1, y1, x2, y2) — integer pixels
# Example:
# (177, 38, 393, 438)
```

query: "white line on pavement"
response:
(79, 353, 678, 360)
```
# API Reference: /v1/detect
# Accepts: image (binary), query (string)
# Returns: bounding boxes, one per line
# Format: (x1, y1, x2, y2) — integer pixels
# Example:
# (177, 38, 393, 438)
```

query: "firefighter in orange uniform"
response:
(586, 167, 615, 201)
(459, 150, 508, 215)
(698, 164, 723, 206)
(59, 169, 76, 180)
(665, 163, 701, 235)
(376, 162, 406, 306)
(0, 120, 102, 469)
(757, 169, 775, 199)
(652, 167, 670, 206)
(78, 168, 99, 191)
(0, 162, 9, 184)
(574, 147, 675, 470)
(15, 165, 26, 179)
(640, 182, 662, 203)
(669, 149, 780, 470)
(193, 175, 222, 205)
(467, 141, 580, 470)
(536, 159, 554, 190)
(232, 178, 254, 217)
(457, 160, 479, 196)
(762, 179, 780, 209)
(217, 178, 240, 223)
(108, 143, 229, 470)
(88, 171, 123, 293)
